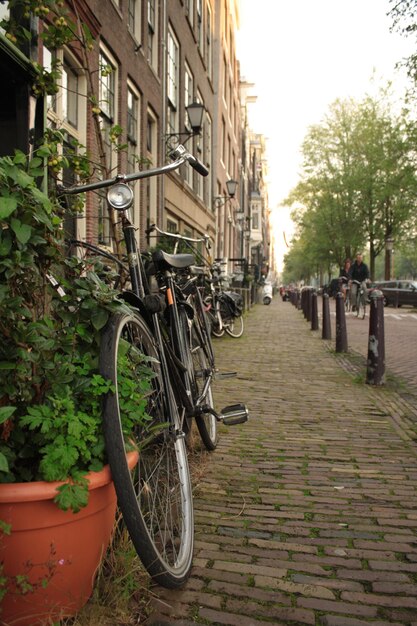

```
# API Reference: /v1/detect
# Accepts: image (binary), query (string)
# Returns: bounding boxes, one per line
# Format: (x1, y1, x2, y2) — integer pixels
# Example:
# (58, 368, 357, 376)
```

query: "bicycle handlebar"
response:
(58, 145, 208, 196)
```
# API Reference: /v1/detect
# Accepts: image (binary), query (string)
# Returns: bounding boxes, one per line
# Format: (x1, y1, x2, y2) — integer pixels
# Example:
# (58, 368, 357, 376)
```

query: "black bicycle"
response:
(145, 225, 219, 450)
(204, 264, 245, 338)
(59, 145, 248, 588)
(351, 279, 367, 319)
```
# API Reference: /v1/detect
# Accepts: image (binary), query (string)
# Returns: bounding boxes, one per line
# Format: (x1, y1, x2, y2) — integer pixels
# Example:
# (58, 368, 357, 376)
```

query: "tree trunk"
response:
(369, 239, 375, 280)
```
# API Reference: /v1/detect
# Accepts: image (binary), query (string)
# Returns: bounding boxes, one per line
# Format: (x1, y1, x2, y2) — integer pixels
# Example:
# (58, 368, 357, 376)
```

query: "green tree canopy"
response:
(283, 88, 417, 281)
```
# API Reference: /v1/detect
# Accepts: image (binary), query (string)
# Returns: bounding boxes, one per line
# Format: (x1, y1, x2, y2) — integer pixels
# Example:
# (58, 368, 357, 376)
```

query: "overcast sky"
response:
(237, 0, 415, 269)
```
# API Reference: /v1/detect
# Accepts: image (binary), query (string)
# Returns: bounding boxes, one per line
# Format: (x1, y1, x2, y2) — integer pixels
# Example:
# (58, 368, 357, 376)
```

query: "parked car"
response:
(376, 280, 417, 307)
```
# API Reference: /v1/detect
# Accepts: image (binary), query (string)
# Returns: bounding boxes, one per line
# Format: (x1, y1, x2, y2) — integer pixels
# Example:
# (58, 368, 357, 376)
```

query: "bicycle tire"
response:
(209, 305, 225, 337)
(100, 311, 194, 588)
(190, 324, 218, 450)
(344, 293, 351, 313)
(177, 305, 197, 437)
(225, 314, 244, 338)
(356, 292, 365, 319)
(360, 293, 366, 319)
(191, 289, 215, 367)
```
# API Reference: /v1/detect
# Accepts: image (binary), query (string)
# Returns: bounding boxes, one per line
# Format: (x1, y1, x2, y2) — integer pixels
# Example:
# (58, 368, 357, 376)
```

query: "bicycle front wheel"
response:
(191, 324, 218, 450)
(100, 311, 194, 588)
(357, 294, 366, 319)
(225, 315, 244, 338)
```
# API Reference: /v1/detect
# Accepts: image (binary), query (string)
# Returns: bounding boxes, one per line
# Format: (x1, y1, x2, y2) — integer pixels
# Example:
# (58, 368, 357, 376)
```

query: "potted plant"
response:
(0, 150, 151, 625)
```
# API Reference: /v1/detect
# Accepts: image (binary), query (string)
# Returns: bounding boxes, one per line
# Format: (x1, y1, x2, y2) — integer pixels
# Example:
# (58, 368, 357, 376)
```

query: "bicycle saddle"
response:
(152, 248, 195, 271)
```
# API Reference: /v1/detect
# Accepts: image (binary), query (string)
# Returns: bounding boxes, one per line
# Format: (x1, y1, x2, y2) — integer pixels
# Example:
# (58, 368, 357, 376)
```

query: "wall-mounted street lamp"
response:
(213, 179, 238, 209)
(164, 102, 205, 150)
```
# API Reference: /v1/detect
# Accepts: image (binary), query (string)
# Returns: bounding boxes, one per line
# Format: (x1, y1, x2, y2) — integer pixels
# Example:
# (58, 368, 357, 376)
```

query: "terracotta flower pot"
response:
(0, 451, 138, 626)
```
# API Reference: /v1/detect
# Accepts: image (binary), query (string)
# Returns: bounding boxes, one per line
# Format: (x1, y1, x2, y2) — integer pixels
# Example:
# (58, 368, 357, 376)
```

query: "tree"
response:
(352, 92, 417, 277)
(283, 90, 417, 280)
(389, 0, 417, 94)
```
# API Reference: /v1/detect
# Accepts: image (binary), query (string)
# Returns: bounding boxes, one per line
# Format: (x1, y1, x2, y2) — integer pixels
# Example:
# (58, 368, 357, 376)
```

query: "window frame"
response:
(166, 25, 180, 136)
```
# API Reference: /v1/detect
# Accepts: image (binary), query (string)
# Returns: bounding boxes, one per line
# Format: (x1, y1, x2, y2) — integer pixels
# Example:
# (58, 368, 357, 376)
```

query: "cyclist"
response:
(339, 258, 351, 302)
(348, 253, 370, 310)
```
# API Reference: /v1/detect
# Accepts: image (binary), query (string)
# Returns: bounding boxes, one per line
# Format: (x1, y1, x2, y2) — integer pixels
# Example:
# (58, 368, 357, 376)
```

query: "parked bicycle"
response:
(145, 224, 221, 450)
(59, 144, 249, 589)
(204, 263, 245, 338)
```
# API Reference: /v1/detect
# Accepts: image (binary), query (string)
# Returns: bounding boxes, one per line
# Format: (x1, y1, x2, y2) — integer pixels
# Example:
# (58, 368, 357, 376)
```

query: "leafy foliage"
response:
(0, 152, 151, 511)
(283, 89, 417, 282)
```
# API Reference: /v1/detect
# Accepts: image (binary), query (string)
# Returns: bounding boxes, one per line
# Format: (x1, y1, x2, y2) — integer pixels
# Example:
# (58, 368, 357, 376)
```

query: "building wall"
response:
(0, 0, 270, 271)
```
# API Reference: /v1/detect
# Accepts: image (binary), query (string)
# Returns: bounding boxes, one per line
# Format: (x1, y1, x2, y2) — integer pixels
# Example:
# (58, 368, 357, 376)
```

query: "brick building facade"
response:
(0, 0, 272, 274)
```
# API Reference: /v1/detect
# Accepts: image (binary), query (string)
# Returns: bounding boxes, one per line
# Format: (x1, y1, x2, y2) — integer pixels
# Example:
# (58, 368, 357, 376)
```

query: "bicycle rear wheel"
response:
(100, 311, 193, 588)
(225, 314, 244, 338)
(207, 302, 224, 337)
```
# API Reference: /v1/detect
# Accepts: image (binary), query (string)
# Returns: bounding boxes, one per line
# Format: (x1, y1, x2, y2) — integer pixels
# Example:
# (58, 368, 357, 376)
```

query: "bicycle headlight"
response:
(107, 183, 133, 211)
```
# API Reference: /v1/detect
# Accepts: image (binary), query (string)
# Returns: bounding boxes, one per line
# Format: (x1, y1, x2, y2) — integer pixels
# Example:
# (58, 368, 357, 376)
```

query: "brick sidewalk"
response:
(149, 298, 417, 626)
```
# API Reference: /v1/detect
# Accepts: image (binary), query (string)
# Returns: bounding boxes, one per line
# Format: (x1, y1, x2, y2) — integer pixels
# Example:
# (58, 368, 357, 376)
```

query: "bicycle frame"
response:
(60, 145, 209, 431)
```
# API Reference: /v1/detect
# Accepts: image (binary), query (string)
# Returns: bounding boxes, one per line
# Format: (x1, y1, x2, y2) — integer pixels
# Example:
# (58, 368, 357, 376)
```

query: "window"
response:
(0, 3, 9, 24)
(221, 117, 226, 165)
(127, 83, 141, 228)
(98, 48, 118, 244)
(167, 26, 179, 135)
(167, 217, 178, 233)
(146, 109, 158, 233)
(196, 92, 204, 200)
(204, 113, 212, 207)
(185, 0, 194, 26)
(99, 52, 115, 120)
(184, 64, 194, 112)
(205, 2, 212, 77)
(127, 84, 140, 173)
(45, 48, 87, 239)
(222, 56, 227, 104)
(252, 211, 259, 230)
(128, 0, 141, 40)
(196, 0, 203, 52)
(184, 63, 194, 187)
(46, 49, 85, 138)
(147, 0, 158, 70)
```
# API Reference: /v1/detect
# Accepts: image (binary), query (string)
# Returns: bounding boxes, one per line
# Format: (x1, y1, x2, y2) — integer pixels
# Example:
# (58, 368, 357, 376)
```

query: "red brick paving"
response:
(148, 298, 417, 625)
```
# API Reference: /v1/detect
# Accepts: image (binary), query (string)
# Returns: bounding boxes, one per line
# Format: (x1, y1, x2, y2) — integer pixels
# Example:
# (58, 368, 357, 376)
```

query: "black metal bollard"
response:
(322, 293, 331, 340)
(295, 290, 300, 309)
(301, 289, 307, 317)
(311, 292, 319, 330)
(366, 290, 385, 385)
(335, 292, 348, 352)
(306, 288, 313, 322)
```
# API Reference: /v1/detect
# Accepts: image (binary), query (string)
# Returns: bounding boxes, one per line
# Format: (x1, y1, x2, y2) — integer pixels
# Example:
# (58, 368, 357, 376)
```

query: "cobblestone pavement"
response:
(326, 298, 417, 394)
(149, 298, 417, 626)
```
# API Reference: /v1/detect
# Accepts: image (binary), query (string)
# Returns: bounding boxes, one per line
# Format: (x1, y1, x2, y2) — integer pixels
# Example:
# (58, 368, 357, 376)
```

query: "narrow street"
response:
(149, 297, 417, 626)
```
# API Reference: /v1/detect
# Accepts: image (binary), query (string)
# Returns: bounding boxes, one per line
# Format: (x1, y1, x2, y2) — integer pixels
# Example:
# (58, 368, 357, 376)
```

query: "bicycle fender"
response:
(120, 290, 153, 329)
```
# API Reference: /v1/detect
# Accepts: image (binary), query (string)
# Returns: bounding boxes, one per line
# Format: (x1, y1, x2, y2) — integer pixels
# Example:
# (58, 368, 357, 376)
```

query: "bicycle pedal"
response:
(214, 371, 237, 380)
(220, 403, 249, 426)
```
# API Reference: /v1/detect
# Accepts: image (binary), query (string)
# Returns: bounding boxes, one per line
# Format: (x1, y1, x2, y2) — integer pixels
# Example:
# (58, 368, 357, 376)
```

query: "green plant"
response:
(0, 151, 151, 512)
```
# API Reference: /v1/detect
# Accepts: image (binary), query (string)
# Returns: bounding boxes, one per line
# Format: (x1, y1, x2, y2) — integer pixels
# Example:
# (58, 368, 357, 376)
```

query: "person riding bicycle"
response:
(339, 258, 351, 302)
(348, 253, 370, 310)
